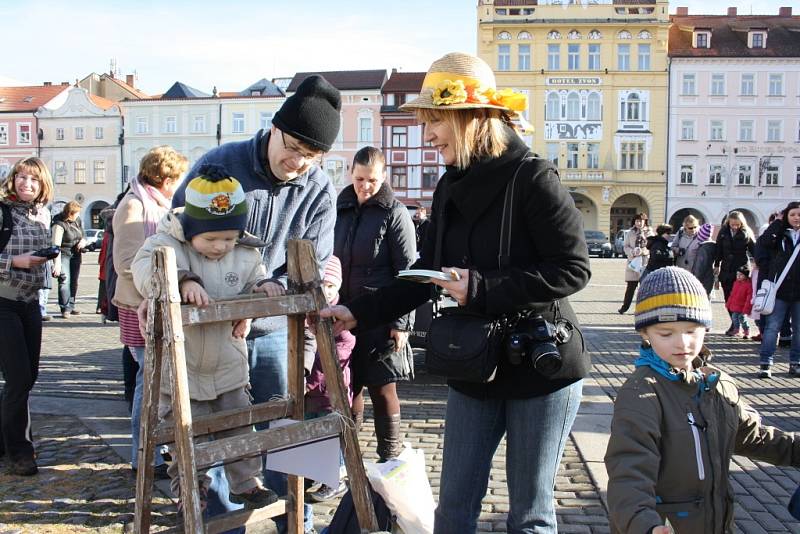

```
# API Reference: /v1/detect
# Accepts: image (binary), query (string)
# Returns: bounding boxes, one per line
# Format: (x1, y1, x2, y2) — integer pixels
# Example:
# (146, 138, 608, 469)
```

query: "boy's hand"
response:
(253, 281, 285, 297)
(232, 318, 251, 338)
(181, 280, 210, 307)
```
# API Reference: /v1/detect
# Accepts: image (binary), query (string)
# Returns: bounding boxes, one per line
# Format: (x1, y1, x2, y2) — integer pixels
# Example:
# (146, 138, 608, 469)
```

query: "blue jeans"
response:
(730, 312, 750, 334)
(435, 381, 583, 534)
(38, 289, 49, 318)
(57, 252, 81, 312)
(130, 345, 165, 468)
(759, 299, 800, 366)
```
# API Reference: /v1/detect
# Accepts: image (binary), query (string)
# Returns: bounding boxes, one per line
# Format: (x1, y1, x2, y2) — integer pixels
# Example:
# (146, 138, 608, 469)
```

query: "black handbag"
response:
(424, 158, 531, 383)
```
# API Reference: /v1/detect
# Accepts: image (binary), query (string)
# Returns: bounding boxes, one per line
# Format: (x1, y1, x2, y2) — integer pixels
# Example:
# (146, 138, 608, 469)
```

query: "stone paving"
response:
(0, 253, 799, 532)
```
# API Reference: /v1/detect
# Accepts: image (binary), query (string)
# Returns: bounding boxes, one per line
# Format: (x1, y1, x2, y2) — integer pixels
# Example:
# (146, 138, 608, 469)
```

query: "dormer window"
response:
(694, 31, 710, 48)
(749, 31, 766, 48)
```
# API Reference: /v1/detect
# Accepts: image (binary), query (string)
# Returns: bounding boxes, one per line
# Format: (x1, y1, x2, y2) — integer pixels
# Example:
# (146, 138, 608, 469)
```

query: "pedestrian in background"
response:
(690, 222, 718, 296)
(640, 224, 673, 282)
(672, 214, 700, 272)
(618, 213, 652, 314)
(714, 210, 755, 335)
(0, 157, 54, 476)
(726, 266, 754, 338)
(51, 201, 85, 319)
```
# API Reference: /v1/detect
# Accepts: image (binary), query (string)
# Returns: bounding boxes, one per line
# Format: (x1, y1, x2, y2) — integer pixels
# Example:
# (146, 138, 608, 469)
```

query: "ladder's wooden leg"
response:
(286, 314, 306, 534)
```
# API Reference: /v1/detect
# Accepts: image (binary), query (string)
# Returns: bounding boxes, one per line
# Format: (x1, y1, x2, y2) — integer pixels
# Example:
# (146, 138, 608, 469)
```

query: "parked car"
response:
(613, 230, 627, 258)
(584, 230, 613, 258)
(83, 229, 104, 249)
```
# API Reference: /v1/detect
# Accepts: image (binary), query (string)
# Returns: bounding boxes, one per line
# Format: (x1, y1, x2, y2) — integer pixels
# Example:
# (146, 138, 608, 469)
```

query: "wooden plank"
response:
(286, 314, 306, 533)
(159, 500, 289, 534)
(153, 397, 294, 445)
(193, 414, 343, 470)
(181, 293, 316, 325)
(288, 240, 380, 532)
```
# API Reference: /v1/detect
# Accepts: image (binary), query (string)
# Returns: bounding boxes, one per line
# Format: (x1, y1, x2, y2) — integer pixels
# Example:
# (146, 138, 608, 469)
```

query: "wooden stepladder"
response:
(134, 240, 379, 533)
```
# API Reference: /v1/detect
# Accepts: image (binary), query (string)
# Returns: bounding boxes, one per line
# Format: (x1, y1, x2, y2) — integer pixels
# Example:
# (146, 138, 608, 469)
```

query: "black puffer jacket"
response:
(348, 128, 591, 399)
(714, 225, 755, 283)
(758, 219, 800, 302)
(645, 234, 673, 271)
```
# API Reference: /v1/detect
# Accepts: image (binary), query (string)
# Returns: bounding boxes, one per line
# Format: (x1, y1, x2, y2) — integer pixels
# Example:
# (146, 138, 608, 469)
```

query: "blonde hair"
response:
(60, 200, 81, 219)
(683, 214, 699, 227)
(415, 108, 510, 170)
(138, 146, 188, 189)
(1, 157, 54, 205)
(726, 210, 754, 240)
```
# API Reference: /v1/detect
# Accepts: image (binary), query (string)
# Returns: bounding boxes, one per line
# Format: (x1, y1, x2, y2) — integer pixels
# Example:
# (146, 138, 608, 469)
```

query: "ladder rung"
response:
(158, 499, 288, 534)
(194, 414, 343, 470)
(154, 398, 295, 445)
(181, 293, 317, 325)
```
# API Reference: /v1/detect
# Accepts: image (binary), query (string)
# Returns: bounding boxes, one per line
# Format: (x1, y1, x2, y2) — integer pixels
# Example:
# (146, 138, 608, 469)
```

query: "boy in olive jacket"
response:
(605, 267, 800, 534)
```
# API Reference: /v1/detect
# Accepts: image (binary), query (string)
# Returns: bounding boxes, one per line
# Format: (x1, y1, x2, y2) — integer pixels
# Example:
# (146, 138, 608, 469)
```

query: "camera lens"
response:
(531, 342, 562, 377)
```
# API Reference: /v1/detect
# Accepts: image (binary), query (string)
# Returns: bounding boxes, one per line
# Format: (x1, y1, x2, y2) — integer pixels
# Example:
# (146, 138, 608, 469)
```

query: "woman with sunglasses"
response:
(672, 214, 702, 272)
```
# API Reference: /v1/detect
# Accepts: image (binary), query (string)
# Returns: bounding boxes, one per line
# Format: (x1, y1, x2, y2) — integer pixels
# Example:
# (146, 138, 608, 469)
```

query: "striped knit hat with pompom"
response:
(180, 164, 248, 240)
(635, 267, 711, 330)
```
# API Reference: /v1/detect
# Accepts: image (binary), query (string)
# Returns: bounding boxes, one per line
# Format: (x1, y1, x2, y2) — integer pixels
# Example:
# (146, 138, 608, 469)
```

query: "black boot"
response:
(374, 414, 402, 462)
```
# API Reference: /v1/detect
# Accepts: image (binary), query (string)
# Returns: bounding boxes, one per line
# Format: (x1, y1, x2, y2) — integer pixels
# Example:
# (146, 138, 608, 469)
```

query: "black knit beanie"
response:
(272, 75, 341, 152)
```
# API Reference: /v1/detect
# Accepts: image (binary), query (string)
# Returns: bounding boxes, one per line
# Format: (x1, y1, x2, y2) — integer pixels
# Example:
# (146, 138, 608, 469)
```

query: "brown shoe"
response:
(8, 457, 38, 476)
(70, 310, 81, 316)
(60, 311, 69, 319)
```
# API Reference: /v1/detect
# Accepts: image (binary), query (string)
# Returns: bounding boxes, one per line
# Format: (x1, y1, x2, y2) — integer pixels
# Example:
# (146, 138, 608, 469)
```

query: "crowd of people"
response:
(1, 50, 799, 534)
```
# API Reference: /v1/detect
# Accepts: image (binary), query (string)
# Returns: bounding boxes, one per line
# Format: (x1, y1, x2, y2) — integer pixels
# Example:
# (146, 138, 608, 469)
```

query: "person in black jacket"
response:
(640, 224, 673, 282)
(321, 52, 590, 533)
(757, 201, 800, 378)
(714, 210, 755, 334)
(51, 201, 86, 318)
(334, 146, 416, 461)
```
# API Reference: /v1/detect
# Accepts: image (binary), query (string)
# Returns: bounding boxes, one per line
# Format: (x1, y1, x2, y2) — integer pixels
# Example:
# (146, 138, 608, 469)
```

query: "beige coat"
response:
(132, 210, 267, 401)
(112, 191, 155, 310)
(623, 226, 652, 282)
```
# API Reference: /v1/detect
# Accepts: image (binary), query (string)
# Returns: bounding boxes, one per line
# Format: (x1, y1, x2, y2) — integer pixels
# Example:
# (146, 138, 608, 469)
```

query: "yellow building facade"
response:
(477, 0, 670, 238)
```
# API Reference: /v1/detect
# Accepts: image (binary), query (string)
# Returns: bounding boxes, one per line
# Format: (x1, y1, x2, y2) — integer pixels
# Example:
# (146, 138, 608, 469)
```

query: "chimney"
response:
(126, 74, 135, 87)
(727, 7, 737, 16)
(676, 6, 688, 15)
(43, 81, 51, 86)
(61, 81, 69, 86)
(779, 6, 792, 16)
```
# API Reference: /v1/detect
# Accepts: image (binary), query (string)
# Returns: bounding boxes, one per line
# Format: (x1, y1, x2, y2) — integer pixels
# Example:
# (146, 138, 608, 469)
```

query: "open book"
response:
(396, 269, 458, 283)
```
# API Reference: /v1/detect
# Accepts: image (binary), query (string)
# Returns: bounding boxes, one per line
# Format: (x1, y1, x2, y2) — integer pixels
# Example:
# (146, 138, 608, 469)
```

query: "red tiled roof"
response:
(105, 75, 149, 99)
(382, 72, 426, 93)
(0, 85, 68, 113)
(286, 70, 387, 92)
(89, 94, 118, 110)
(669, 14, 800, 57)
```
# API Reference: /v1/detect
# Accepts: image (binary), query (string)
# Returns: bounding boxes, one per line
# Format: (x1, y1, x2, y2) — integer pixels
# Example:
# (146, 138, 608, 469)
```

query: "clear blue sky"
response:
(1, 0, 791, 95)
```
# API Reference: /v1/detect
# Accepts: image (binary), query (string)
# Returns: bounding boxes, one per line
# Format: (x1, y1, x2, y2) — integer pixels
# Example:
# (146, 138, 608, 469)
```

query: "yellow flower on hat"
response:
(433, 79, 468, 106)
(488, 88, 528, 112)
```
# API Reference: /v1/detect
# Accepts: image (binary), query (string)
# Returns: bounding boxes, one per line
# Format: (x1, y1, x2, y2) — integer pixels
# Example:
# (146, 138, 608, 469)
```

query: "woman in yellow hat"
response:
(322, 52, 590, 533)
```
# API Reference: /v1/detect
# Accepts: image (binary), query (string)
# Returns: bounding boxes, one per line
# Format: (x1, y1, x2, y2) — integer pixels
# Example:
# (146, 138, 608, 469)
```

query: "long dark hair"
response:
(780, 201, 800, 231)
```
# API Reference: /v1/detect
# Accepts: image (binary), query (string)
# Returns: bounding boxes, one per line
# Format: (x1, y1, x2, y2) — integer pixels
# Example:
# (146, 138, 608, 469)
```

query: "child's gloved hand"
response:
(232, 318, 251, 339)
(253, 280, 286, 297)
(181, 280, 210, 307)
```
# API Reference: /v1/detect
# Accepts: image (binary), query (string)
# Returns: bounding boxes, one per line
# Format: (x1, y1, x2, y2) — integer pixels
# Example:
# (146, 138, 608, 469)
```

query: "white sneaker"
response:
(307, 480, 347, 502)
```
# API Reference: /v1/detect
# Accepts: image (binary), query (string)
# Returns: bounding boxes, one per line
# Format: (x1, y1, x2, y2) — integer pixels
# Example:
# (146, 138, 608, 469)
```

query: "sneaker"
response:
(759, 365, 772, 379)
(790, 365, 800, 376)
(60, 311, 69, 319)
(70, 310, 81, 316)
(229, 484, 279, 510)
(742, 332, 750, 340)
(41, 315, 52, 322)
(7, 457, 38, 476)
(307, 480, 347, 502)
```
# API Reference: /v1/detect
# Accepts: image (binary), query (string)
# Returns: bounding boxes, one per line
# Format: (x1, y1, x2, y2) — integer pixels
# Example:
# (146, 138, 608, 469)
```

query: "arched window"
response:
(637, 30, 652, 39)
(567, 30, 582, 40)
(618, 30, 632, 40)
(588, 29, 602, 40)
(587, 92, 601, 120)
(623, 92, 641, 121)
(546, 92, 561, 120)
(518, 31, 532, 40)
(567, 92, 581, 120)
(547, 30, 562, 40)
(498, 31, 512, 40)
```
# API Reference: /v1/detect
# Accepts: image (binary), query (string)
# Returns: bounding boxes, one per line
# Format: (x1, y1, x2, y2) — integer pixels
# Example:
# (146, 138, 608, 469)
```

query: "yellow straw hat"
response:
(399, 52, 528, 115)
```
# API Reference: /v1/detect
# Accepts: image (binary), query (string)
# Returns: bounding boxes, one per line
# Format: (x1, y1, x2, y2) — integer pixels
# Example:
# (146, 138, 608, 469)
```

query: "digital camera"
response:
(504, 314, 573, 377)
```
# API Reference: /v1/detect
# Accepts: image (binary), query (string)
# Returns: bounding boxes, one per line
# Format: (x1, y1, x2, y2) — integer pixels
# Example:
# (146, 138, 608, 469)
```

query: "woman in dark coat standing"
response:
(714, 210, 755, 334)
(334, 146, 416, 461)
(322, 53, 590, 533)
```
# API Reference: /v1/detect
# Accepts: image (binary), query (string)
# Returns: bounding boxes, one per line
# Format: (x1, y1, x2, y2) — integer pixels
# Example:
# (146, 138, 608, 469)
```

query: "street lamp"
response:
(721, 146, 739, 216)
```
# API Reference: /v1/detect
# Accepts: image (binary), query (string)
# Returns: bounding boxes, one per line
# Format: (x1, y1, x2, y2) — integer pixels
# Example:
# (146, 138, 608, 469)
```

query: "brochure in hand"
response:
(396, 269, 460, 283)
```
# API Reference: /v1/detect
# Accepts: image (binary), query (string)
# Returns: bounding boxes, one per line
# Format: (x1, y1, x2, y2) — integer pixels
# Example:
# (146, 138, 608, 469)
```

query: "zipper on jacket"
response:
(695, 398, 717, 532)
(687, 412, 706, 480)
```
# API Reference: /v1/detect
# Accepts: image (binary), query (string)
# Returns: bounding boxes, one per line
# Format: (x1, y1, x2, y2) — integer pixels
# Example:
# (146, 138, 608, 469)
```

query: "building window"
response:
(422, 166, 439, 189)
(587, 93, 601, 121)
(390, 166, 407, 189)
(74, 127, 84, 140)
(620, 142, 645, 170)
(518, 44, 531, 71)
(56, 128, 64, 140)
(710, 74, 725, 96)
(17, 123, 31, 145)
(165, 116, 177, 134)
(765, 164, 780, 186)
(547, 44, 560, 70)
(232, 113, 245, 134)
(588, 44, 601, 70)
(622, 93, 642, 121)
(709, 164, 723, 185)
(498, 44, 511, 71)
(710, 120, 725, 141)
(751, 32, 765, 48)
(741, 73, 755, 96)
(566, 92, 580, 120)
(739, 120, 754, 142)
(95, 126, 103, 139)
(680, 120, 695, 141)
(617, 44, 630, 71)
(696, 32, 709, 48)
(768, 74, 784, 96)
(324, 159, 345, 186)
(136, 117, 149, 134)
(796, 165, 800, 186)
(391, 126, 407, 147)
(568, 44, 580, 70)
(257, 112, 272, 131)
(93, 160, 106, 184)
(359, 117, 372, 143)
(54, 161, 67, 184)
(566, 143, 579, 168)
(682, 73, 696, 95)
(680, 164, 694, 184)
(587, 143, 599, 169)
(546, 143, 559, 166)
(74, 160, 86, 184)
(193, 115, 206, 133)
(738, 164, 752, 185)
(767, 120, 783, 142)
(637, 44, 650, 71)
(0, 124, 7, 145)
(546, 92, 560, 120)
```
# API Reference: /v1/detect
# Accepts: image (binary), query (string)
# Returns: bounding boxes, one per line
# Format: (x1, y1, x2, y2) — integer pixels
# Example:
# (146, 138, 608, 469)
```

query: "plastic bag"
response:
(365, 444, 435, 534)
(627, 255, 645, 275)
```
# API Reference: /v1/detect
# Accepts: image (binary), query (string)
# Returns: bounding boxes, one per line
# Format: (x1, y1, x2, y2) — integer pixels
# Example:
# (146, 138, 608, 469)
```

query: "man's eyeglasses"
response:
(686, 226, 697, 230)
(280, 131, 322, 163)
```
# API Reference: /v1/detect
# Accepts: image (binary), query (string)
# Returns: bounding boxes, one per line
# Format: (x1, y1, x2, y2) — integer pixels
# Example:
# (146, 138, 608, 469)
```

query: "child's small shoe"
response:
(229, 484, 279, 510)
(742, 331, 750, 340)
(789, 364, 800, 376)
(758, 365, 772, 379)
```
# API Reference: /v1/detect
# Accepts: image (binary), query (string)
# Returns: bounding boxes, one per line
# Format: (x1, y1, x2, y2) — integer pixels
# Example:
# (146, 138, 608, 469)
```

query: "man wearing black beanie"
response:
(172, 74, 341, 534)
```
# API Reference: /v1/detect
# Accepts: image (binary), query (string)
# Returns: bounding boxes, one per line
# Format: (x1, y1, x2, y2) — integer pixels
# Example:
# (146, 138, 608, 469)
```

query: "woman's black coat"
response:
(348, 128, 591, 399)
(714, 225, 755, 283)
(644, 235, 673, 272)
(757, 219, 800, 302)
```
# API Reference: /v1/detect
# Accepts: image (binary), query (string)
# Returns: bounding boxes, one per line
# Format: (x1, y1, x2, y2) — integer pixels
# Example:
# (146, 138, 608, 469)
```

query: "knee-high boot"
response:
(374, 414, 402, 462)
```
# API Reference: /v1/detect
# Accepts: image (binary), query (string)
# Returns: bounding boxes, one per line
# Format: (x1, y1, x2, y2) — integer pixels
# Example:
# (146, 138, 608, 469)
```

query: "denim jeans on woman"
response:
(759, 299, 800, 366)
(435, 380, 583, 534)
(57, 251, 81, 313)
(130, 345, 165, 469)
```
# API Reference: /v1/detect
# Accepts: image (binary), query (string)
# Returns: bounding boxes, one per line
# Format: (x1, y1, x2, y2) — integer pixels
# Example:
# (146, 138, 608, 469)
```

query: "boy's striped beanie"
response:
(181, 164, 247, 240)
(635, 267, 711, 330)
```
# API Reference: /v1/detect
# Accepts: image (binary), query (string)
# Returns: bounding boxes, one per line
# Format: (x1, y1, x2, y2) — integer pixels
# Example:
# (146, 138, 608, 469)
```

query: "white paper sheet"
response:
(264, 419, 342, 488)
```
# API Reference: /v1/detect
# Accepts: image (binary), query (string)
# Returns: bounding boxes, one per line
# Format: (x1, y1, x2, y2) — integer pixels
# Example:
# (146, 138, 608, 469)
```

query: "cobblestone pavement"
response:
(1, 253, 799, 533)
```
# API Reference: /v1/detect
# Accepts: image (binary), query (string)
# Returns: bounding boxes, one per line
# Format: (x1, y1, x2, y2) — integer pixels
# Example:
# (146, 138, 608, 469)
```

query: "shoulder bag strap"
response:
(773, 240, 800, 288)
(498, 156, 534, 269)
